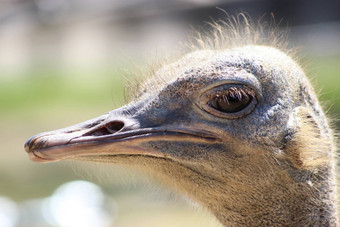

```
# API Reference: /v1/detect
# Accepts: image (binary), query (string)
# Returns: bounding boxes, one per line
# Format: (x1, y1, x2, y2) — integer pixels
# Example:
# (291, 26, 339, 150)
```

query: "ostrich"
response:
(24, 16, 338, 226)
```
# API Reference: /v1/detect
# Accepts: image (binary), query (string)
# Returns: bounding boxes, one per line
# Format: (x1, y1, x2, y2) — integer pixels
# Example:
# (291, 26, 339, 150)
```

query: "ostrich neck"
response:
(199, 165, 338, 226)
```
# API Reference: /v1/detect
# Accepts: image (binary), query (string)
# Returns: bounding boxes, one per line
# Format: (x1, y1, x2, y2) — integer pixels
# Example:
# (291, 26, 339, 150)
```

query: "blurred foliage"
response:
(0, 67, 125, 117)
(310, 56, 340, 128)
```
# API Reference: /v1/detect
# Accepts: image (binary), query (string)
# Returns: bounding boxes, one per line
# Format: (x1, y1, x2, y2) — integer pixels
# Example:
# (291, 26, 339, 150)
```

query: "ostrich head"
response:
(25, 18, 337, 226)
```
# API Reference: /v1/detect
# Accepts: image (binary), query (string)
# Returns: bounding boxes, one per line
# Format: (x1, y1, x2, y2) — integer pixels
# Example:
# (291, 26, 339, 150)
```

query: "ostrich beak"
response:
(25, 110, 216, 163)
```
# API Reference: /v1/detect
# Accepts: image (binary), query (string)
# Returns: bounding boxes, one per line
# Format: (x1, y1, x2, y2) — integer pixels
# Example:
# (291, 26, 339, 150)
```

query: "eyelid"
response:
(197, 78, 263, 103)
(206, 85, 256, 99)
(200, 84, 257, 101)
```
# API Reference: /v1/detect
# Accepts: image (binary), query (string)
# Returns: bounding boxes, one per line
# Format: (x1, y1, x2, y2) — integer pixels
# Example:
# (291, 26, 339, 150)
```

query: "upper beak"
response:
(24, 109, 217, 163)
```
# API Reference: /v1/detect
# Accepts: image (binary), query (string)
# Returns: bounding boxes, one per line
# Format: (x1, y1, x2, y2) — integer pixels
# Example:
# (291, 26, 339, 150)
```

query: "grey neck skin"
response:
(146, 145, 337, 227)
(204, 165, 337, 226)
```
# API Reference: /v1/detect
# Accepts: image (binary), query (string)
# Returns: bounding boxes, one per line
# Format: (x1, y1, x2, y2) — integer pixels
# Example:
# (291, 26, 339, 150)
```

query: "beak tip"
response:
(24, 136, 34, 153)
(24, 136, 38, 161)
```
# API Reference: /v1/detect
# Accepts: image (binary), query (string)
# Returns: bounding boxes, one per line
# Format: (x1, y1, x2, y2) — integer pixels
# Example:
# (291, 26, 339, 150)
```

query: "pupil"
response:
(227, 95, 239, 103)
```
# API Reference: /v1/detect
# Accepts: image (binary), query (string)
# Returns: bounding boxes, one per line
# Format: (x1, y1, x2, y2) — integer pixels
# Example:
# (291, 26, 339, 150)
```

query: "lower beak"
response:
(24, 112, 216, 163)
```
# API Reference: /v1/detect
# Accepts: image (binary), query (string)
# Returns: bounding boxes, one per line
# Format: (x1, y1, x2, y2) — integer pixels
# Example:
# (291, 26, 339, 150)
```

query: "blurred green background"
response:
(0, 0, 339, 226)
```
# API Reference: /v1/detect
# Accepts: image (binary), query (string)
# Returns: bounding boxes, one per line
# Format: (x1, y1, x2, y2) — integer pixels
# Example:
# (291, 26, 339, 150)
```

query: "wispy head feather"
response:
(123, 13, 292, 102)
(189, 12, 288, 52)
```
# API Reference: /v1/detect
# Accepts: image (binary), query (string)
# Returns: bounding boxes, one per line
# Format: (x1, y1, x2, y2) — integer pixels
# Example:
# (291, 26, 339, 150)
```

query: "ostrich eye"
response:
(208, 87, 254, 113)
(200, 84, 258, 119)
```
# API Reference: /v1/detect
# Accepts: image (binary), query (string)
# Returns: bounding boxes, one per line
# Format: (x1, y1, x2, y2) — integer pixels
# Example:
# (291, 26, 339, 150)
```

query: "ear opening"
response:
(283, 106, 333, 169)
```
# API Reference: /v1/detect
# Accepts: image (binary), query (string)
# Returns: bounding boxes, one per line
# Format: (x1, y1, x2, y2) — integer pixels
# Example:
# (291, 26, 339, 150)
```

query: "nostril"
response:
(87, 127, 111, 136)
(105, 121, 124, 133)
(84, 121, 125, 137)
